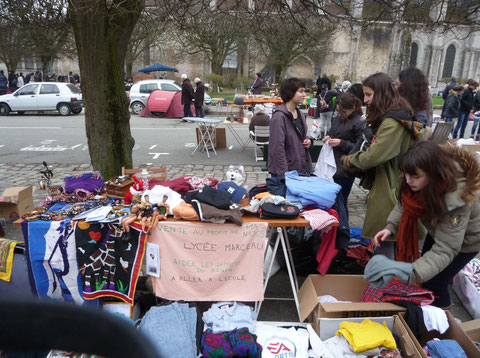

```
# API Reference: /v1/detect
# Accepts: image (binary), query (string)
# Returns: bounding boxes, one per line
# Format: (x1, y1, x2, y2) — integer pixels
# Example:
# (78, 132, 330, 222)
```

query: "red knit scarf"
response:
(395, 188, 426, 263)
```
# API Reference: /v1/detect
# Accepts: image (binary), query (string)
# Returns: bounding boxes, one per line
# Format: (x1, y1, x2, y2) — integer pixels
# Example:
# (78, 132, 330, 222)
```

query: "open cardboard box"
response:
(298, 275, 405, 334)
(317, 315, 422, 358)
(460, 318, 480, 343)
(0, 186, 34, 222)
(399, 311, 480, 357)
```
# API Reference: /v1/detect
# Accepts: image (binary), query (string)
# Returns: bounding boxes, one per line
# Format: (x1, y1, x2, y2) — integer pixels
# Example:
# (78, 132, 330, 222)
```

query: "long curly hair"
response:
(397, 67, 430, 113)
(362, 72, 413, 128)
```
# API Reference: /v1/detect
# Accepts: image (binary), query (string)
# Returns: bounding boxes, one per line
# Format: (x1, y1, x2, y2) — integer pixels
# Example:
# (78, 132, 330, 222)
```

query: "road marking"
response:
(148, 152, 169, 159)
(20, 145, 68, 152)
(185, 143, 196, 148)
(0, 145, 4, 148)
(0, 126, 62, 129)
(82, 145, 88, 151)
(41, 139, 56, 145)
(149, 144, 157, 149)
(71, 144, 82, 150)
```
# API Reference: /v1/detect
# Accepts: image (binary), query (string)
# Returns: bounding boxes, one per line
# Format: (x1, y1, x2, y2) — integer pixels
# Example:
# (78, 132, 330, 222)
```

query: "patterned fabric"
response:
(201, 327, 262, 358)
(0, 238, 21, 282)
(301, 208, 339, 231)
(76, 221, 146, 305)
(22, 220, 96, 305)
(361, 279, 434, 306)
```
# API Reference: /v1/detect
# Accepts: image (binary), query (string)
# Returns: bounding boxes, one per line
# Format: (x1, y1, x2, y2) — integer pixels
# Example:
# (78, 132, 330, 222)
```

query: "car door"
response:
(137, 83, 158, 105)
(8, 84, 39, 111)
(38, 84, 61, 110)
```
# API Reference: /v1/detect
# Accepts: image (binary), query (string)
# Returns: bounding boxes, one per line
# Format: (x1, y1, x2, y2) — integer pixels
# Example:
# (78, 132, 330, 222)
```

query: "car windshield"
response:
(66, 84, 82, 94)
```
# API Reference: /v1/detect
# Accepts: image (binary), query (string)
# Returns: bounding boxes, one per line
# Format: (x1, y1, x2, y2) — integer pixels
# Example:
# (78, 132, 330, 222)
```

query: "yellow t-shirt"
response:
(336, 319, 397, 352)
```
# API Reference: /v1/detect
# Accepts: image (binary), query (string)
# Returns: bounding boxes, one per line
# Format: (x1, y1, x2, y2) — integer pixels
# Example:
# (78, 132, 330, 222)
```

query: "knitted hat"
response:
(217, 182, 246, 203)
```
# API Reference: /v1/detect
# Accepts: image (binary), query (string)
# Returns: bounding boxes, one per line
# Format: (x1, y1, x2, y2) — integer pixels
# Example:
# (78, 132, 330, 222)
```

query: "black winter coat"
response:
(0, 74, 7, 92)
(444, 92, 460, 118)
(194, 82, 205, 108)
(459, 87, 474, 112)
(327, 113, 365, 179)
(181, 78, 194, 105)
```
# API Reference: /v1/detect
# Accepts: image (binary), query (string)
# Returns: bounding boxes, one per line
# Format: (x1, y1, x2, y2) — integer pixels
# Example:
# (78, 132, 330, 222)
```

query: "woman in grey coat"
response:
(322, 92, 365, 212)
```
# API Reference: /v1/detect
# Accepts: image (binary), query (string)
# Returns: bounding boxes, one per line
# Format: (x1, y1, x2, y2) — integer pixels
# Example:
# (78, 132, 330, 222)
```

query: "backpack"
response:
(319, 92, 329, 110)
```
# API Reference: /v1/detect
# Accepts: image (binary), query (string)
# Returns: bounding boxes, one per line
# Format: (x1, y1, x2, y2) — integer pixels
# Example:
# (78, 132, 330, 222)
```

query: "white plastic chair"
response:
(250, 125, 269, 162)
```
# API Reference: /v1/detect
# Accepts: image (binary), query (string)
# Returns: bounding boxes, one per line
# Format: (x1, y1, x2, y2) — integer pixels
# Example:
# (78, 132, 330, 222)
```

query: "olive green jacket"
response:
(341, 114, 425, 239)
(385, 145, 480, 283)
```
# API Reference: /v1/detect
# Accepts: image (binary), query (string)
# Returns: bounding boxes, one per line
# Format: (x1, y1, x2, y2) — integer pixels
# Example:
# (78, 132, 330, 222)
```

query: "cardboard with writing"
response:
(298, 275, 405, 334)
(318, 315, 421, 358)
(399, 311, 480, 357)
(0, 186, 34, 222)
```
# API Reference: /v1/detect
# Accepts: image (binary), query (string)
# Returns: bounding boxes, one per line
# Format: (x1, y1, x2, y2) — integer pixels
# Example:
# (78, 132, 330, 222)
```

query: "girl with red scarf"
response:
(366, 140, 480, 308)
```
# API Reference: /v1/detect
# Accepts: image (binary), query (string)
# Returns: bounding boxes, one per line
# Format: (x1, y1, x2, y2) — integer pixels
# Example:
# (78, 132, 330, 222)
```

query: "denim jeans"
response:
(452, 110, 469, 138)
(471, 115, 479, 137)
(195, 105, 204, 118)
(138, 302, 197, 358)
(334, 177, 354, 220)
(421, 234, 477, 308)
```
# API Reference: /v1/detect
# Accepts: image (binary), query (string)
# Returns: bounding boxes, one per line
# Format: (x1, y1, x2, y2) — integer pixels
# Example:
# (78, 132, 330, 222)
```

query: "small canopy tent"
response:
(138, 64, 179, 73)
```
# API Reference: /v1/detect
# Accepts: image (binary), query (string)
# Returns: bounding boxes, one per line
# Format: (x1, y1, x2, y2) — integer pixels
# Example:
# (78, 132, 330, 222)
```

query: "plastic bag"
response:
(311, 120, 322, 140)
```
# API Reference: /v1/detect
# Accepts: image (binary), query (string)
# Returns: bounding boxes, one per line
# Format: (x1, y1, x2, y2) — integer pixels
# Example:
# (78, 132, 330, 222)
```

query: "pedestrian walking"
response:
(443, 85, 462, 128)
(17, 73, 24, 88)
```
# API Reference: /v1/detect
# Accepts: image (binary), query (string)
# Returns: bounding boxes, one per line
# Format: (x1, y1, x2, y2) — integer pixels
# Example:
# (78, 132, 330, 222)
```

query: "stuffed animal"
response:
(225, 165, 245, 187)
(124, 175, 145, 204)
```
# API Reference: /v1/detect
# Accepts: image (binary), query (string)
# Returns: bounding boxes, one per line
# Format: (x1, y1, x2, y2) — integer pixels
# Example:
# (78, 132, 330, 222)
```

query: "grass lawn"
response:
(432, 95, 443, 106)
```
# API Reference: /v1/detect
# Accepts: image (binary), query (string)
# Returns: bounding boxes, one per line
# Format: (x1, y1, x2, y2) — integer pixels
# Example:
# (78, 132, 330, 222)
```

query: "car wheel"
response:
(0, 103, 10, 116)
(58, 103, 71, 116)
(72, 108, 82, 114)
(131, 101, 145, 115)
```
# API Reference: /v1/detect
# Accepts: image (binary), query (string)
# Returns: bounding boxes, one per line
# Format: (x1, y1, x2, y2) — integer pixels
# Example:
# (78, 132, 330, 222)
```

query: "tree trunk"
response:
(40, 56, 54, 74)
(68, 0, 142, 179)
(126, 61, 133, 80)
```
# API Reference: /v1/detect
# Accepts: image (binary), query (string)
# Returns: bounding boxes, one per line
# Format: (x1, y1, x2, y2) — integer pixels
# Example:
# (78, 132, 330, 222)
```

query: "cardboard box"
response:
(317, 315, 421, 358)
(298, 275, 405, 334)
(195, 127, 226, 149)
(0, 186, 34, 222)
(460, 318, 480, 343)
(399, 311, 480, 357)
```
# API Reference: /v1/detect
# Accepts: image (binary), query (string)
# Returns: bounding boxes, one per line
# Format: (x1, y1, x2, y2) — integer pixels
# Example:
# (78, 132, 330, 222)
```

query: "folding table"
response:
(183, 117, 223, 158)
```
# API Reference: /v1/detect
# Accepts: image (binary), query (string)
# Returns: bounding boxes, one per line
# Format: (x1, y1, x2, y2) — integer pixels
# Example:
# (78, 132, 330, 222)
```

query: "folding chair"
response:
(121, 166, 168, 181)
(251, 125, 270, 162)
(429, 121, 454, 144)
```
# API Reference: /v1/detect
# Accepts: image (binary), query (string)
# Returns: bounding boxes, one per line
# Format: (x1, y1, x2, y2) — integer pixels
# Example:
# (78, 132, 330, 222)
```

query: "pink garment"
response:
(315, 208, 339, 274)
(301, 209, 338, 231)
(148, 176, 219, 195)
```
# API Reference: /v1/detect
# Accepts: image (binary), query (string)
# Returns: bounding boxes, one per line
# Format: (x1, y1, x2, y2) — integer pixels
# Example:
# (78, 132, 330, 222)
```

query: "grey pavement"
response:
(0, 162, 472, 322)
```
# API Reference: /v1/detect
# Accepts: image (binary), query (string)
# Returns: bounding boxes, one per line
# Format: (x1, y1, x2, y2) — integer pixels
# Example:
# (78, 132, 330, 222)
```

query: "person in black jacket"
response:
(315, 84, 336, 136)
(181, 73, 194, 119)
(470, 91, 480, 138)
(0, 70, 7, 95)
(193, 77, 205, 118)
(322, 92, 365, 215)
(441, 77, 457, 119)
(443, 86, 463, 126)
(453, 79, 479, 138)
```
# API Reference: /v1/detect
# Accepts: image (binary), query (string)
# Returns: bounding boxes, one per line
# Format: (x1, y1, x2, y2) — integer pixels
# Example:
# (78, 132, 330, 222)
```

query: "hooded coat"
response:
(443, 89, 460, 118)
(194, 81, 205, 108)
(385, 145, 480, 283)
(268, 104, 312, 178)
(341, 109, 426, 239)
(181, 78, 194, 105)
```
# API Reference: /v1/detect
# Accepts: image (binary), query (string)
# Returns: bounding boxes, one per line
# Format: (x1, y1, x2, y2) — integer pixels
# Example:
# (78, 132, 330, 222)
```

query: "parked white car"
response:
(128, 79, 211, 115)
(0, 82, 83, 116)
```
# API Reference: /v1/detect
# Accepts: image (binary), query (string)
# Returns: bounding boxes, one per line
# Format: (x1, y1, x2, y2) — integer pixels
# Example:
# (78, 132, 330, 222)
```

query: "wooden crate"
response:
(105, 177, 134, 198)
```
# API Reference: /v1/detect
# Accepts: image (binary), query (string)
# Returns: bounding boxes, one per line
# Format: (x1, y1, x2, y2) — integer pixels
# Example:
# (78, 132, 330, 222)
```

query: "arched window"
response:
(409, 42, 418, 67)
(442, 44, 456, 79)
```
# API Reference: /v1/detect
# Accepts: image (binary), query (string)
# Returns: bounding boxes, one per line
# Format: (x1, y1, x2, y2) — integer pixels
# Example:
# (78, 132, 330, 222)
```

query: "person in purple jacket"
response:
(268, 77, 313, 178)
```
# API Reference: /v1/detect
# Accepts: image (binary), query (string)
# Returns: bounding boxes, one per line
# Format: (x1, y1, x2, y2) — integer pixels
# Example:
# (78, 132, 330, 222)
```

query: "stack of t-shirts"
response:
(137, 302, 197, 358)
(323, 319, 401, 357)
(254, 322, 310, 357)
(201, 302, 261, 357)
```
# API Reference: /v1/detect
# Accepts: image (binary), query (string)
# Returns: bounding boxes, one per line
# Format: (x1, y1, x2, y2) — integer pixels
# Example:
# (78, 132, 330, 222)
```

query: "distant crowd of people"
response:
(0, 70, 80, 95)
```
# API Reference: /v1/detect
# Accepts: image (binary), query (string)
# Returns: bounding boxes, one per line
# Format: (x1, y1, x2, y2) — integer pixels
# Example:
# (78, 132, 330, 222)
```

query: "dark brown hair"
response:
(280, 77, 305, 103)
(397, 67, 430, 113)
(337, 92, 363, 118)
(362, 72, 413, 126)
(399, 140, 459, 228)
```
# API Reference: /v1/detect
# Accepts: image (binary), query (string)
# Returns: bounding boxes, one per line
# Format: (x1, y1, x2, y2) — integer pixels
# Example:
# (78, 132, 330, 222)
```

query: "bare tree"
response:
(0, 20, 29, 72)
(69, 0, 143, 178)
(159, 0, 248, 75)
(0, 0, 73, 73)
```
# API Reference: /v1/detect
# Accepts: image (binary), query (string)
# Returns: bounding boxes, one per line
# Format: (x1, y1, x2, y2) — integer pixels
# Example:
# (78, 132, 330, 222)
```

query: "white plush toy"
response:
(225, 165, 245, 187)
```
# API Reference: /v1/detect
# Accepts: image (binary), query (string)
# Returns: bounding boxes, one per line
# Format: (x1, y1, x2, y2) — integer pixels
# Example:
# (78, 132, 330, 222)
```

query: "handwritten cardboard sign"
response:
(148, 221, 268, 301)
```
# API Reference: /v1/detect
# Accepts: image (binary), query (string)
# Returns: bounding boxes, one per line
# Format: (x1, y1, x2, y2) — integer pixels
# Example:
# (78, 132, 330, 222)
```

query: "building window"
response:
(442, 44, 456, 79)
(410, 42, 418, 67)
(24, 57, 34, 70)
